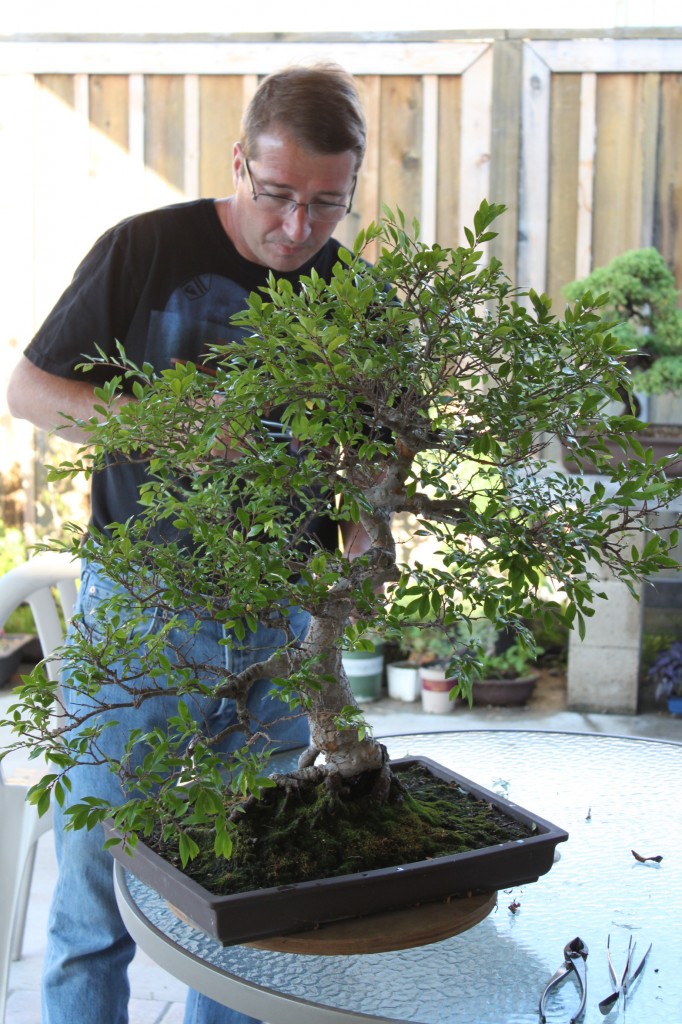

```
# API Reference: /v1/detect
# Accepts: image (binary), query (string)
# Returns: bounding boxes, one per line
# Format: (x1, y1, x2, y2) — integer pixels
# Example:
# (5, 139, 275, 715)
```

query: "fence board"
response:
(459, 44, 493, 244)
(639, 73, 660, 251)
(379, 75, 424, 231)
(420, 75, 439, 246)
(526, 38, 682, 74)
(36, 72, 74, 106)
(33, 75, 93, 318)
(436, 76, 461, 249)
(574, 72, 597, 283)
(183, 74, 200, 198)
(339, 75, 382, 258)
(489, 39, 521, 272)
(547, 74, 581, 307)
(0, 40, 492, 76)
(518, 44, 551, 291)
(198, 76, 244, 198)
(89, 74, 129, 148)
(592, 74, 648, 268)
(656, 72, 682, 284)
(128, 74, 145, 170)
(144, 75, 185, 194)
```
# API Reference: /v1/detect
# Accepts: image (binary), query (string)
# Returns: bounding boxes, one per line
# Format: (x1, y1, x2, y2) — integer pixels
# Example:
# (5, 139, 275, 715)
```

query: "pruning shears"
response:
(598, 935, 652, 1015)
(539, 937, 589, 1023)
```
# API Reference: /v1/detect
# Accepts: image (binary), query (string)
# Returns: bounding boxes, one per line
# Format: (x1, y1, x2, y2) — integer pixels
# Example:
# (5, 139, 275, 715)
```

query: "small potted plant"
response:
(410, 627, 462, 714)
(383, 623, 447, 702)
(647, 640, 682, 715)
(472, 640, 541, 707)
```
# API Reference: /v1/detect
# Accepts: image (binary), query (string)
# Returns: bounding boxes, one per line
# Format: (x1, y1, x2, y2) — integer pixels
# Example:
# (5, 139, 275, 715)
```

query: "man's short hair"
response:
(241, 63, 367, 170)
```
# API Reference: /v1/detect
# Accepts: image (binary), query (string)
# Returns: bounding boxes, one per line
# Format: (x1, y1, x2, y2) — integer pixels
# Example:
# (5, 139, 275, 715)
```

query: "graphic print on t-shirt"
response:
(147, 274, 252, 370)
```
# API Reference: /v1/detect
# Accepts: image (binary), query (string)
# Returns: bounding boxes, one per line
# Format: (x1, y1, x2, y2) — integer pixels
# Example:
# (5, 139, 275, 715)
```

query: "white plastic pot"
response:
(386, 661, 421, 702)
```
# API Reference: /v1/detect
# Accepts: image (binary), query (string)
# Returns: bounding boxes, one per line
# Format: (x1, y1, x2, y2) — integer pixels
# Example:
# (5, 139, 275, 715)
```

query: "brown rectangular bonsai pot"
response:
(104, 755, 568, 946)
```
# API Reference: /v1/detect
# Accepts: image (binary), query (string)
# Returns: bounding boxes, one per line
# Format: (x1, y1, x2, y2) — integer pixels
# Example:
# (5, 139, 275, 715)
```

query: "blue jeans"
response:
(42, 560, 310, 1024)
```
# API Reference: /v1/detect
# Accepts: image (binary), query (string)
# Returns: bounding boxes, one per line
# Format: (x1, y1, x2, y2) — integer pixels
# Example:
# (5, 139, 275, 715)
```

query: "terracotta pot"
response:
(471, 674, 538, 707)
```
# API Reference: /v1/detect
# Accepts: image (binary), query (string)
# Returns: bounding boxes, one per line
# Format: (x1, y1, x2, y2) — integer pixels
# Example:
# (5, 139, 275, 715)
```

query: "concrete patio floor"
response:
(2, 682, 680, 1024)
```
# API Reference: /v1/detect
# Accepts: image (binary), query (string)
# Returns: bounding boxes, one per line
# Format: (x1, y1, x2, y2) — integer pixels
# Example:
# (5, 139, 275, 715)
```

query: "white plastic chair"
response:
(0, 552, 79, 1023)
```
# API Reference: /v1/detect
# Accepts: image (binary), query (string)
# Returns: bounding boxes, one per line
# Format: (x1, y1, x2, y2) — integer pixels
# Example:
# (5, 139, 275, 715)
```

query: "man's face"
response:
(229, 132, 357, 273)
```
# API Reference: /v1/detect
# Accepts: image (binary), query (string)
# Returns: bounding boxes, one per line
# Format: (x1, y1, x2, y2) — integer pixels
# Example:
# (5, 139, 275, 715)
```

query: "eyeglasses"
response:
(243, 158, 356, 224)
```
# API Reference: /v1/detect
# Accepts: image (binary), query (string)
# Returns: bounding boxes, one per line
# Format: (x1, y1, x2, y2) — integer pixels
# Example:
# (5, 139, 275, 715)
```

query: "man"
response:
(7, 63, 368, 1024)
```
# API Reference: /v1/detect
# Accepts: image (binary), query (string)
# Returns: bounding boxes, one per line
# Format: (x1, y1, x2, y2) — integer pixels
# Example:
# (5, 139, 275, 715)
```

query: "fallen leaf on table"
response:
(631, 849, 663, 863)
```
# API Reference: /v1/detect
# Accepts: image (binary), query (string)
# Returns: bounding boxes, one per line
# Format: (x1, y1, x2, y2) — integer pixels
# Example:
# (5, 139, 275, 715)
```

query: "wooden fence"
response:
(1, 32, 682, 529)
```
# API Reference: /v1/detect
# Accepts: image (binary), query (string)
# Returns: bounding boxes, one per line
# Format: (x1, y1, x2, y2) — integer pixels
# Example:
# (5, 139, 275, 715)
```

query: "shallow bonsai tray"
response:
(472, 674, 538, 707)
(105, 755, 568, 946)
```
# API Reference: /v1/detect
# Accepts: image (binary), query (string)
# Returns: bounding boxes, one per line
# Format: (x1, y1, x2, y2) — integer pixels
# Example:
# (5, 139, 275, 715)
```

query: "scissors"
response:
(539, 937, 588, 1023)
(598, 935, 652, 1015)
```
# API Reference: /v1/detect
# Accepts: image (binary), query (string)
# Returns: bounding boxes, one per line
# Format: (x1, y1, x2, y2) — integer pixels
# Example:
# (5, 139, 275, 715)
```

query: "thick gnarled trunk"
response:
(303, 611, 387, 778)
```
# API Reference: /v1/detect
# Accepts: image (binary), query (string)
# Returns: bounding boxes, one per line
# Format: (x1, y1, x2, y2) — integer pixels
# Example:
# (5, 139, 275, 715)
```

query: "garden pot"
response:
(471, 674, 538, 707)
(104, 755, 568, 946)
(667, 696, 682, 715)
(0, 633, 34, 687)
(386, 661, 420, 702)
(341, 641, 385, 702)
(420, 664, 457, 713)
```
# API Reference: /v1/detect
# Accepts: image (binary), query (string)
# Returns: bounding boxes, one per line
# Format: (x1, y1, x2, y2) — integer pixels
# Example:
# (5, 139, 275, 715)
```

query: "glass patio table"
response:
(114, 730, 681, 1024)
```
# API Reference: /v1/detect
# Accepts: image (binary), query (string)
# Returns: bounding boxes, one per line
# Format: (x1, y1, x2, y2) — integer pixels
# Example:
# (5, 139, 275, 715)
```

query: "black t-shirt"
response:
(25, 199, 344, 548)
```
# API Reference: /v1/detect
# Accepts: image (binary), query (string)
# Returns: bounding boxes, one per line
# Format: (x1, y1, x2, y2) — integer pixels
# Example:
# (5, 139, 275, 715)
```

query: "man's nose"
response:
(282, 204, 313, 242)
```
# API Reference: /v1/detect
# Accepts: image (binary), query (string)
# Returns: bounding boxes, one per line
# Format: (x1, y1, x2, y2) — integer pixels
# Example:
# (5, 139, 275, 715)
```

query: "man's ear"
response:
(232, 142, 244, 189)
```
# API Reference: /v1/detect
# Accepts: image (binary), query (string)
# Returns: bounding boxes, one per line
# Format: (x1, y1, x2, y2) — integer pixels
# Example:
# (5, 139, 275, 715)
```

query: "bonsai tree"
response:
(3, 201, 682, 879)
(564, 247, 682, 405)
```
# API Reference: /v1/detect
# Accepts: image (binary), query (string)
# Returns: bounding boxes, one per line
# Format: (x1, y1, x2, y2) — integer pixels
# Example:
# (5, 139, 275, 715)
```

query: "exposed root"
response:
(297, 745, 320, 770)
(228, 752, 391, 823)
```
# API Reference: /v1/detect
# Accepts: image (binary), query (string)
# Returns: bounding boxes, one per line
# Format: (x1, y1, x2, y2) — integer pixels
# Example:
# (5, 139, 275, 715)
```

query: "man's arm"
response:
(7, 356, 129, 444)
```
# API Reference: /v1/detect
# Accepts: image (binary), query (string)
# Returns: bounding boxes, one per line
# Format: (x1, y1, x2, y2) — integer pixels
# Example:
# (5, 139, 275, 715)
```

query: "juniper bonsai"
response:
(3, 202, 682, 870)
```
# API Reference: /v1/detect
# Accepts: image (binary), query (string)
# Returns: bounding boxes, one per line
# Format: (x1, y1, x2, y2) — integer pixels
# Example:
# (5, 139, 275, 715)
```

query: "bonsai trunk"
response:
(303, 610, 387, 779)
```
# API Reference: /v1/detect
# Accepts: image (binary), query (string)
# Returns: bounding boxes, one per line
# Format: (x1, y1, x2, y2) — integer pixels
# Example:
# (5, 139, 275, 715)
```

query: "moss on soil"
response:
(150, 763, 533, 896)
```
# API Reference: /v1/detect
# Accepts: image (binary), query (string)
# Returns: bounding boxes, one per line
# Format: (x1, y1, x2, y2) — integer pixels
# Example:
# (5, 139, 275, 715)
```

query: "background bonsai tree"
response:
(3, 201, 682, 876)
(564, 247, 682, 406)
